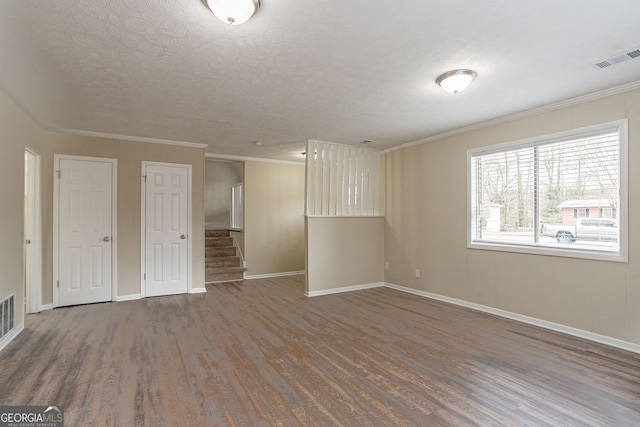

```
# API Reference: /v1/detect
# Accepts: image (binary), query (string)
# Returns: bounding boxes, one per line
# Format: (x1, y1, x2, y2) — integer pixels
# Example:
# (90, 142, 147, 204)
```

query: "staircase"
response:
(205, 229, 246, 283)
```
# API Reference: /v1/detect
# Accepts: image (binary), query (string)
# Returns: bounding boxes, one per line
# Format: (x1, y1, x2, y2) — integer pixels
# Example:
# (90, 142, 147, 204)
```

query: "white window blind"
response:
(305, 140, 381, 216)
(468, 120, 627, 261)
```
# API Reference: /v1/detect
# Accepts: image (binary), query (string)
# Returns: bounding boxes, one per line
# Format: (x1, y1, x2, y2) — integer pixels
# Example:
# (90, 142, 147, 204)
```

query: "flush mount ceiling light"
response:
(436, 69, 477, 94)
(203, 0, 260, 25)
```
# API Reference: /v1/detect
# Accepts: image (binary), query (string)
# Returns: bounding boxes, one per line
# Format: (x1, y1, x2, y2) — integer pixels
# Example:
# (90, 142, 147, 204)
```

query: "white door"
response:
(57, 157, 114, 307)
(24, 149, 42, 313)
(143, 163, 190, 297)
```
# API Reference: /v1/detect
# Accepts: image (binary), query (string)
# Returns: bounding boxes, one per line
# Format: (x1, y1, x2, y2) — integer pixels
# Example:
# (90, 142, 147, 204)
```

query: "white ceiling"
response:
(1, 0, 639, 162)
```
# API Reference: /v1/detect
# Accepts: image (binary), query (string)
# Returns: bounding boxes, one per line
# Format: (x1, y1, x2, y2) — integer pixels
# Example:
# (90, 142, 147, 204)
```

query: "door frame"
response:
(53, 154, 118, 307)
(24, 147, 42, 313)
(140, 161, 193, 297)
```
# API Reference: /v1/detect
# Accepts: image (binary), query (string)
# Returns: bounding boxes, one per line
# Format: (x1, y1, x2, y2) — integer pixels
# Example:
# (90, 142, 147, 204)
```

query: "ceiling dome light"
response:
(204, 0, 260, 25)
(436, 69, 477, 94)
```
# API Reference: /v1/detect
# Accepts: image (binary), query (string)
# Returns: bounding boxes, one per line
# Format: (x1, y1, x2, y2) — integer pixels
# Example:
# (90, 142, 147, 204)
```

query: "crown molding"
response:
(52, 128, 208, 148)
(307, 139, 382, 153)
(386, 79, 640, 153)
(0, 83, 210, 149)
(205, 152, 304, 165)
(0, 84, 49, 129)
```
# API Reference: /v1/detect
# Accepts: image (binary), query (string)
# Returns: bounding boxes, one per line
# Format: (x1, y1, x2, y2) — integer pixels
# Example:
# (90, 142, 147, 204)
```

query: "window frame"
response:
(467, 119, 628, 262)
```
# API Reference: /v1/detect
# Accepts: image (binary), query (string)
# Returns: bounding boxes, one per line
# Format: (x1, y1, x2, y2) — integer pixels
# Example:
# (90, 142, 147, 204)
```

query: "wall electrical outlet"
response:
(384, 262, 390, 270)
(415, 269, 421, 278)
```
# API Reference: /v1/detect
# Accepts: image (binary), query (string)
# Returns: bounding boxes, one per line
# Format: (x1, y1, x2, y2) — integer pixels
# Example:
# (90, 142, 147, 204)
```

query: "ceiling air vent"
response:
(593, 46, 640, 69)
(627, 49, 640, 58)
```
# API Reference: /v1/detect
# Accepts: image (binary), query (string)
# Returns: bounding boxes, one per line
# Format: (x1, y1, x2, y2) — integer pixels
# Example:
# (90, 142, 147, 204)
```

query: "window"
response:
(600, 207, 617, 219)
(230, 183, 243, 230)
(468, 120, 627, 261)
(574, 208, 590, 218)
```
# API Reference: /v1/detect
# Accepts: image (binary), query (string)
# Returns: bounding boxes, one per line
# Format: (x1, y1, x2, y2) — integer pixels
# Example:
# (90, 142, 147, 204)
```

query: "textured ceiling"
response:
(1, 0, 639, 162)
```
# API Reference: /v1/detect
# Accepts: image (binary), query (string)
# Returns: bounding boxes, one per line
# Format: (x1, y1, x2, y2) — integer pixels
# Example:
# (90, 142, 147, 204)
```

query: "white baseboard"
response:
(384, 282, 640, 355)
(39, 304, 53, 311)
(116, 293, 141, 302)
(306, 282, 384, 297)
(190, 287, 207, 294)
(245, 271, 305, 280)
(0, 323, 24, 353)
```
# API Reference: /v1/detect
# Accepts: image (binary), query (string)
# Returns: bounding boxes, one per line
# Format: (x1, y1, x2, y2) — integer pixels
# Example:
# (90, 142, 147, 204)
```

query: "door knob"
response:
(103, 236, 111, 242)
(180, 234, 187, 239)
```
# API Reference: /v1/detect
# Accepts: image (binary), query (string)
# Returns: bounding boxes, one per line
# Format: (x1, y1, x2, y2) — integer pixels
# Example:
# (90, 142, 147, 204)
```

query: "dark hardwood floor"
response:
(1, 275, 639, 426)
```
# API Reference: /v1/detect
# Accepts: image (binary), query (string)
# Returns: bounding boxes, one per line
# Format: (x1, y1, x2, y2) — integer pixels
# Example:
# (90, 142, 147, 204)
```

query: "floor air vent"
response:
(0, 294, 15, 341)
(593, 47, 640, 69)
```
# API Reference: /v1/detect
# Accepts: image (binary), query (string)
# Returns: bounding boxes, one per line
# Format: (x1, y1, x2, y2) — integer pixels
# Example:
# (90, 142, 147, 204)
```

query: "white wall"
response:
(385, 88, 640, 346)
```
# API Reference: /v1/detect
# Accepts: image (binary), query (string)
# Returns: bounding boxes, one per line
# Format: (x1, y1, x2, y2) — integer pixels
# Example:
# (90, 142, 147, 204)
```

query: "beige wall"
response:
(231, 230, 245, 260)
(0, 89, 47, 330)
(244, 161, 305, 276)
(37, 134, 205, 301)
(385, 89, 640, 345)
(205, 160, 243, 226)
(0, 85, 205, 314)
(306, 217, 384, 294)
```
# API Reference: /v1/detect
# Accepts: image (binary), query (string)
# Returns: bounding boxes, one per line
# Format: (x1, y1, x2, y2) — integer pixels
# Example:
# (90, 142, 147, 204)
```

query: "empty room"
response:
(1, 1, 639, 425)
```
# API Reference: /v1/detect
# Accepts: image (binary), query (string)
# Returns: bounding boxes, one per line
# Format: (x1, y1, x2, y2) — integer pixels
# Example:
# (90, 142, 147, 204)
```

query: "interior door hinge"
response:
(56, 170, 61, 180)
(57, 280, 59, 288)
(144, 273, 146, 280)
(143, 175, 147, 183)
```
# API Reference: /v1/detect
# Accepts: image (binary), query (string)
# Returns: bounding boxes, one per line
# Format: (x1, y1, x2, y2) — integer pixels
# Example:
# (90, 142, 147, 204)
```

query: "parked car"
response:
(541, 218, 618, 243)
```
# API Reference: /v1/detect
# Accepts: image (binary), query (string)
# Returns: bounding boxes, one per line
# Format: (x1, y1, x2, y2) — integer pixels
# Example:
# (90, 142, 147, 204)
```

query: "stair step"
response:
(206, 265, 242, 273)
(206, 266, 246, 274)
(203, 229, 243, 282)
(205, 266, 246, 283)
(205, 236, 233, 247)
(205, 229, 231, 238)
(205, 256, 242, 268)
(205, 246, 236, 257)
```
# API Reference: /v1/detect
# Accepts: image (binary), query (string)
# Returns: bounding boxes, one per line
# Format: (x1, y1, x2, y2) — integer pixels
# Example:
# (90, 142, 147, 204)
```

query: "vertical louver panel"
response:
(305, 140, 381, 216)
